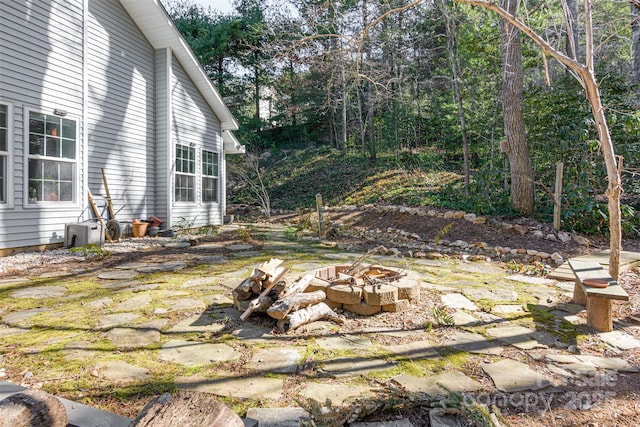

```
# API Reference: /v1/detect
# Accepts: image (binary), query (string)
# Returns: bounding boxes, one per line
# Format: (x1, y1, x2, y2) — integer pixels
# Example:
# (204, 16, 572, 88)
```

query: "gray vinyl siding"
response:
(0, 0, 84, 250)
(170, 56, 223, 228)
(86, 0, 155, 222)
(154, 48, 170, 226)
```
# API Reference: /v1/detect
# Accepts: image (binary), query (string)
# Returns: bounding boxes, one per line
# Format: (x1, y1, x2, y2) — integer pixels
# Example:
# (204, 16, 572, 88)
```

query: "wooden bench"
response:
(568, 259, 629, 332)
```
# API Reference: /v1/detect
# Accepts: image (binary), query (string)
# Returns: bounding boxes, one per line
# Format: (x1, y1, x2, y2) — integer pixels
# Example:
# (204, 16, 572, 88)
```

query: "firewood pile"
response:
(233, 254, 421, 333)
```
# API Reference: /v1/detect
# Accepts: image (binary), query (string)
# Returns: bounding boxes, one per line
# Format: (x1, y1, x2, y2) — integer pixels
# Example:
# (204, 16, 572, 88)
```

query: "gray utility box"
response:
(65, 222, 104, 247)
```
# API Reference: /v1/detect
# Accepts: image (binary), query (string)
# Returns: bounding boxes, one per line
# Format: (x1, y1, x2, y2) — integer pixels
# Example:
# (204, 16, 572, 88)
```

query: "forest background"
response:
(163, 0, 640, 238)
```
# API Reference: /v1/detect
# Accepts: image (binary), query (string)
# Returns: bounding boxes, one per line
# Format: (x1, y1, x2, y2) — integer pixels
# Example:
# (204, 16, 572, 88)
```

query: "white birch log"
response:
(277, 302, 344, 332)
(267, 290, 326, 320)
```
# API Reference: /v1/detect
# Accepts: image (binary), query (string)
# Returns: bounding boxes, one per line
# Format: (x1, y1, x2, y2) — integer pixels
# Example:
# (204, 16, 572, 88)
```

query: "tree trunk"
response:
(131, 391, 243, 427)
(566, 0, 579, 60)
(454, 0, 622, 278)
(632, 1, 640, 101)
(0, 390, 67, 427)
(441, 0, 470, 194)
(500, 0, 534, 215)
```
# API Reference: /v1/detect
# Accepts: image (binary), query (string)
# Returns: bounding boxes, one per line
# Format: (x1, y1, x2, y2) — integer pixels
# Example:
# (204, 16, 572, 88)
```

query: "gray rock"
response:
(160, 340, 241, 366)
(113, 294, 152, 312)
(168, 314, 226, 334)
(486, 325, 555, 349)
(386, 340, 439, 360)
(299, 382, 373, 406)
(247, 347, 303, 374)
(444, 331, 503, 355)
(99, 313, 139, 329)
(97, 361, 150, 382)
(2, 308, 50, 325)
(96, 270, 138, 280)
(245, 407, 309, 427)
(107, 326, 161, 349)
(176, 375, 284, 400)
(464, 287, 518, 302)
(313, 335, 373, 351)
(597, 331, 640, 350)
(321, 356, 397, 378)
(393, 371, 483, 395)
(11, 286, 67, 299)
(441, 293, 478, 311)
(137, 261, 186, 273)
(481, 359, 553, 392)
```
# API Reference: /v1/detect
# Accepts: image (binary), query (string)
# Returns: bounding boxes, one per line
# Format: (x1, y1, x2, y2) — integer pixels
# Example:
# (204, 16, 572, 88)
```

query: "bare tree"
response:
(455, 0, 622, 279)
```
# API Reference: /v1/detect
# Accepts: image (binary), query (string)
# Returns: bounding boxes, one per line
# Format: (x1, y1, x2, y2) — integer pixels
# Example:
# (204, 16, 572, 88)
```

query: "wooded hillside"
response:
(165, 0, 640, 237)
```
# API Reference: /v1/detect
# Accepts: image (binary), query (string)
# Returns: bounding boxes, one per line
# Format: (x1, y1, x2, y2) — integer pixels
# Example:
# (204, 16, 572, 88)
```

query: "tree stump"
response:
(131, 390, 243, 427)
(0, 389, 67, 427)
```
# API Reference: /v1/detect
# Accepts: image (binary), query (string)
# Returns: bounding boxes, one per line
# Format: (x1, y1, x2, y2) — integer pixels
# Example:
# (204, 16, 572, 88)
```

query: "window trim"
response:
(201, 149, 219, 204)
(23, 108, 80, 208)
(174, 143, 196, 203)
(0, 102, 12, 208)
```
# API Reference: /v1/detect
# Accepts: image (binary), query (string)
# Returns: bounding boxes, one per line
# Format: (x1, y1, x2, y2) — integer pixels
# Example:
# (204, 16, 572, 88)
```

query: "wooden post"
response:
(586, 297, 612, 332)
(316, 193, 324, 237)
(553, 162, 564, 231)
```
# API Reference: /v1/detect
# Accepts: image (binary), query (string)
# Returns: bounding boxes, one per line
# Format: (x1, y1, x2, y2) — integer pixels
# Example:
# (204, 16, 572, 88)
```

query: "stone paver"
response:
(98, 313, 139, 329)
(168, 314, 226, 334)
(107, 323, 162, 349)
(100, 280, 142, 290)
(11, 286, 67, 299)
(247, 347, 303, 374)
(163, 242, 191, 249)
(491, 304, 526, 314)
(137, 261, 186, 273)
(597, 331, 640, 350)
(313, 334, 373, 351)
(2, 308, 50, 325)
(114, 262, 149, 270)
(0, 278, 30, 287)
(160, 340, 241, 366)
(97, 361, 150, 382)
(486, 325, 556, 349)
(176, 376, 284, 400)
(0, 326, 29, 337)
(393, 371, 483, 395)
(464, 287, 518, 302)
(386, 340, 439, 360)
(506, 275, 556, 285)
(225, 244, 254, 251)
(62, 341, 100, 361)
(546, 354, 639, 372)
(195, 255, 227, 264)
(321, 356, 397, 377)
(299, 382, 374, 406)
(87, 297, 113, 309)
(444, 331, 503, 355)
(482, 359, 553, 392)
(181, 277, 220, 288)
(165, 298, 206, 311)
(456, 263, 504, 275)
(96, 270, 138, 280)
(451, 310, 479, 326)
(245, 407, 309, 427)
(113, 294, 152, 312)
(440, 293, 478, 311)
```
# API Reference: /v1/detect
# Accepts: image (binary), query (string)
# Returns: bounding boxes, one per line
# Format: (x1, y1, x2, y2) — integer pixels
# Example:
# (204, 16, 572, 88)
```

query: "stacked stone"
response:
(308, 265, 421, 315)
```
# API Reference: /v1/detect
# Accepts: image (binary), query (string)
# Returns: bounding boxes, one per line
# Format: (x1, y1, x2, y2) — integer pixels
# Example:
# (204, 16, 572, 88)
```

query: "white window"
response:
(175, 144, 195, 202)
(27, 111, 77, 204)
(0, 104, 7, 204)
(201, 149, 218, 203)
